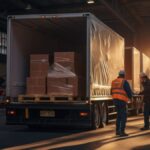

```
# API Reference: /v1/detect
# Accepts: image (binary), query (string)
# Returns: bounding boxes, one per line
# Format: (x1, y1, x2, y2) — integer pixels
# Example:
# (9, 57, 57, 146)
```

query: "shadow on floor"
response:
(132, 144, 150, 150)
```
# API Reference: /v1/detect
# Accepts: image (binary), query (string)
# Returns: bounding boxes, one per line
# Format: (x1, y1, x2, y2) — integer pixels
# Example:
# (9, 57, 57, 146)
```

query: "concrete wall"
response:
(135, 22, 150, 58)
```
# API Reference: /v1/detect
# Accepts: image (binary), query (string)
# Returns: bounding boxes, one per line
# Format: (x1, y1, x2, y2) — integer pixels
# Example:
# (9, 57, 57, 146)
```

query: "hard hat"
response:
(119, 70, 125, 75)
(140, 72, 147, 77)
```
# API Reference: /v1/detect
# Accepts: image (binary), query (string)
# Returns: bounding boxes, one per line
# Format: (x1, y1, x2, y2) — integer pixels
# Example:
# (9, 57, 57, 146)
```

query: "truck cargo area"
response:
(8, 14, 87, 98)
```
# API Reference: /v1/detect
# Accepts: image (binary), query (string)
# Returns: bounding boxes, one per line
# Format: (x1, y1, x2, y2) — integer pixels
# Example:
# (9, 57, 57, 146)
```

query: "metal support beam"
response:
(121, 1, 144, 25)
(98, 0, 135, 32)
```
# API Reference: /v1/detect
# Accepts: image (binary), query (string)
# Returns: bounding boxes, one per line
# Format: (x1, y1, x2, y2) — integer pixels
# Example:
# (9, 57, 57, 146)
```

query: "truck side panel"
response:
(89, 16, 124, 97)
(6, 13, 125, 128)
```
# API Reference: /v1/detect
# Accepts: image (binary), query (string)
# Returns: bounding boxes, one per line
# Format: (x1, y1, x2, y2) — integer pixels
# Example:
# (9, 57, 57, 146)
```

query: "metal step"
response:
(108, 119, 116, 124)
(108, 105, 115, 109)
(128, 108, 134, 111)
(108, 112, 117, 116)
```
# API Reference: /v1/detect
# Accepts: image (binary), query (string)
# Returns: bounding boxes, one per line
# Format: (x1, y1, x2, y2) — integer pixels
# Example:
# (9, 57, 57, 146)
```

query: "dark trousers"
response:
(114, 99, 127, 133)
(144, 103, 150, 128)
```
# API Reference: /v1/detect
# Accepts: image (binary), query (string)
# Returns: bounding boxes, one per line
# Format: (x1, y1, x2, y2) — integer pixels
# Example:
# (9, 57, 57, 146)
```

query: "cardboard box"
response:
(47, 76, 78, 96)
(47, 77, 67, 86)
(26, 86, 46, 95)
(26, 77, 46, 95)
(54, 52, 75, 62)
(30, 54, 49, 62)
(68, 77, 78, 96)
(27, 77, 46, 86)
(30, 71, 48, 77)
(30, 62, 49, 77)
(30, 62, 49, 71)
(54, 52, 76, 72)
(30, 54, 49, 77)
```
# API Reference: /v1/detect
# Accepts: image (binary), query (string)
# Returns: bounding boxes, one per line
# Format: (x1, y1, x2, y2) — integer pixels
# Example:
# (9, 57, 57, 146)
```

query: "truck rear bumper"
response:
(6, 120, 91, 128)
(6, 102, 92, 128)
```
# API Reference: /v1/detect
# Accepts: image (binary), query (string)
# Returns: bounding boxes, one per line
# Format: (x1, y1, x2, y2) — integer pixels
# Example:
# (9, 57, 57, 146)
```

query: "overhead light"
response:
(80, 112, 89, 117)
(87, 0, 95, 4)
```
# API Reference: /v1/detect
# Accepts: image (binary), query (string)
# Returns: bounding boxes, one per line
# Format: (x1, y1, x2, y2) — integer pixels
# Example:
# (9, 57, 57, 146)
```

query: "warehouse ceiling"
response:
(0, 0, 150, 56)
(0, 0, 150, 32)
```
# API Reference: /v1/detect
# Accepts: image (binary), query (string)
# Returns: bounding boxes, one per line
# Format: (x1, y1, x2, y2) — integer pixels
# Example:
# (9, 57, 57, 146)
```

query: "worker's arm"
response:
(123, 80, 133, 99)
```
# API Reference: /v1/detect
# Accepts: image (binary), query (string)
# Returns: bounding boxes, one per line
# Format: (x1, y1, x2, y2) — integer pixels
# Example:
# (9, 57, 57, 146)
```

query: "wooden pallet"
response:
(18, 94, 76, 102)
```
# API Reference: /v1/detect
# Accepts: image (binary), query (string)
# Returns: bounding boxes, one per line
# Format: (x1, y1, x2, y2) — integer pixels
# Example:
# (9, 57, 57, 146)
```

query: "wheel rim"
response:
(101, 103, 107, 126)
(94, 105, 100, 128)
(93, 104, 100, 129)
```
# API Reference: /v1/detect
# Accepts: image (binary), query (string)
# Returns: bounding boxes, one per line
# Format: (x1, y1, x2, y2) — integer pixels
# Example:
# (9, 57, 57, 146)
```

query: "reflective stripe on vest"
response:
(111, 78, 128, 102)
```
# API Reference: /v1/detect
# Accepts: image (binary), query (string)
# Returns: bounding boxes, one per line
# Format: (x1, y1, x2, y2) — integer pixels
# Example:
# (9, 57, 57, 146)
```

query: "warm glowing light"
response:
(10, 111, 15, 115)
(85, 100, 89, 104)
(80, 112, 88, 117)
(7, 110, 16, 116)
(41, 16, 46, 19)
(87, 0, 95, 4)
(6, 99, 10, 103)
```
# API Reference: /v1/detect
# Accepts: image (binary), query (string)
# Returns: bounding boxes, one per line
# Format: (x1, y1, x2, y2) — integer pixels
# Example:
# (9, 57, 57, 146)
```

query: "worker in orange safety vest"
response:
(111, 70, 133, 137)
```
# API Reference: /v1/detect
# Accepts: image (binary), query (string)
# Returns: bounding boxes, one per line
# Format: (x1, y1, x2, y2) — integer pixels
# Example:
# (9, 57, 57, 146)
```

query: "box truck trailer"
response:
(6, 13, 125, 129)
(125, 47, 141, 93)
(142, 53, 150, 78)
(125, 47, 143, 115)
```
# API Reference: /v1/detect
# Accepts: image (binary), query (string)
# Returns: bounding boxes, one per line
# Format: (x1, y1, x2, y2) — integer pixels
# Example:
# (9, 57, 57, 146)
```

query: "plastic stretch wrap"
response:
(90, 19, 124, 96)
(48, 63, 76, 78)
(47, 63, 78, 96)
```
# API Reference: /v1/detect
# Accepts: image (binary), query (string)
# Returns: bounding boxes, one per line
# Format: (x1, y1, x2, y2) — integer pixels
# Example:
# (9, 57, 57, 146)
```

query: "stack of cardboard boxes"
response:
(26, 54, 49, 94)
(47, 52, 78, 96)
(26, 52, 78, 97)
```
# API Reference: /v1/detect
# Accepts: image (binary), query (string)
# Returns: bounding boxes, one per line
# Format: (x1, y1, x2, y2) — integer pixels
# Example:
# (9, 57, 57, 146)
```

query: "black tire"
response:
(92, 103, 100, 130)
(100, 102, 108, 128)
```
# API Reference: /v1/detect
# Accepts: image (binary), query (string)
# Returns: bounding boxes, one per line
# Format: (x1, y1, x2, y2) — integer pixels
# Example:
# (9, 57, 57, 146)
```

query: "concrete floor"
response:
(3, 115, 150, 150)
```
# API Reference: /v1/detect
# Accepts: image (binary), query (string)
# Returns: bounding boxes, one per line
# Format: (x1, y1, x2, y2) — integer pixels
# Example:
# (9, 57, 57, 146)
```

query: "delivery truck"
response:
(6, 13, 125, 129)
(125, 47, 143, 115)
(142, 53, 150, 78)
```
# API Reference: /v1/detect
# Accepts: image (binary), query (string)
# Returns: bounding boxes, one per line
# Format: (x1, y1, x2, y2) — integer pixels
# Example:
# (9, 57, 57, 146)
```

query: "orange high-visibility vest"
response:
(111, 78, 129, 102)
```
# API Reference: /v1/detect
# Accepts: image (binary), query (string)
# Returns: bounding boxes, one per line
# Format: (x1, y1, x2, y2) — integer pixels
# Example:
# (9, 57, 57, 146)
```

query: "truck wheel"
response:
(92, 103, 100, 129)
(100, 102, 108, 128)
